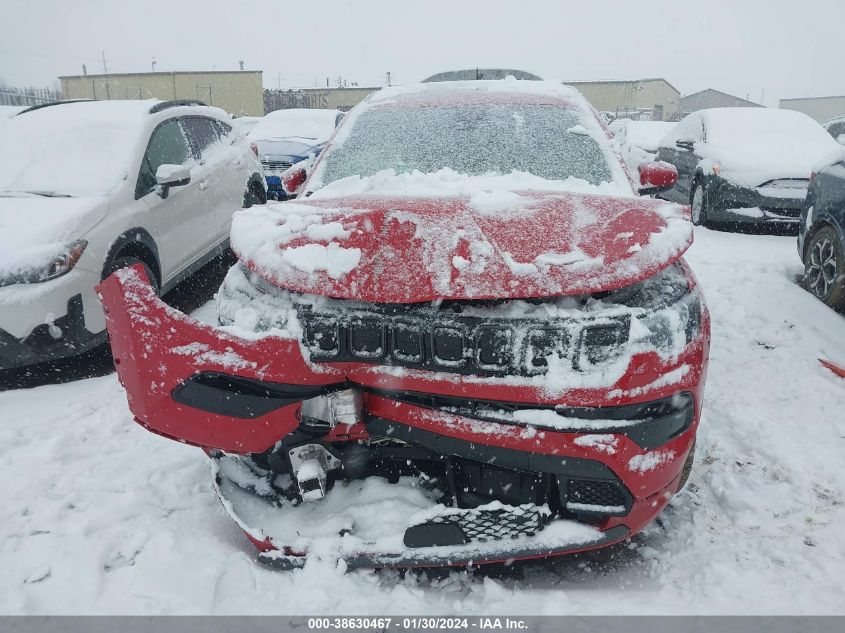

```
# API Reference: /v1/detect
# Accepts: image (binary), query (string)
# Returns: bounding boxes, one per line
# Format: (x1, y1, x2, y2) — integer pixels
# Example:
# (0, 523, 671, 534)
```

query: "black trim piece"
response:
(102, 228, 162, 287)
(171, 372, 344, 419)
(403, 523, 468, 548)
(148, 99, 207, 113)
(0, 294, 106, 371)
(257, 524, 630, 570)
(365, 415, 616, 480)
(368, 388, 695, 451)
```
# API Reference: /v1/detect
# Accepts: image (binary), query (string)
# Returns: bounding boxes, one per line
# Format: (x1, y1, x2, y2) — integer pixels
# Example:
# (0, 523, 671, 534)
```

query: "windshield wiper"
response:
(0, 190, 73, 198)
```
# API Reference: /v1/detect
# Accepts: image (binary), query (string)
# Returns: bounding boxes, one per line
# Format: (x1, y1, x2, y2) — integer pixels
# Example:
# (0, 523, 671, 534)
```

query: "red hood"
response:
(231, 192, 692, 303)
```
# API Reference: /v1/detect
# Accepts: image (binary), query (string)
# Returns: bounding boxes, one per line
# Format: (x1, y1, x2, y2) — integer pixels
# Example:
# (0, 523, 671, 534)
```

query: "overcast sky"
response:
(1, 0, 842, 106)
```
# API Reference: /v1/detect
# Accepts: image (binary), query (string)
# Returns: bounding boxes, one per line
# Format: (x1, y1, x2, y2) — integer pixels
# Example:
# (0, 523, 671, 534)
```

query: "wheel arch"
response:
(802, 215, 845, 260)
(102, 228, 162, 286)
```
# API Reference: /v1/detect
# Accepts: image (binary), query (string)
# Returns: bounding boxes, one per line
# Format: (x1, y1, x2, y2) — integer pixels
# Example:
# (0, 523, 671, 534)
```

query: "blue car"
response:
(248, 108, 343, 200)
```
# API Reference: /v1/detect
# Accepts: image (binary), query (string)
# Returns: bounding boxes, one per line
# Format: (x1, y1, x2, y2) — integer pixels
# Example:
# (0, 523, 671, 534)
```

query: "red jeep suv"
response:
(99, 79, 709, 569)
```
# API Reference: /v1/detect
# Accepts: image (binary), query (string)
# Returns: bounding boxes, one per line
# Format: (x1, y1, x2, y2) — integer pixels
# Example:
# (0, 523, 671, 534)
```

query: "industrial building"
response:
(680, 89, 762, 114)
(563, 78, 681, 121)
(780, 95, 845, 123)
(59, 70, 264, 116)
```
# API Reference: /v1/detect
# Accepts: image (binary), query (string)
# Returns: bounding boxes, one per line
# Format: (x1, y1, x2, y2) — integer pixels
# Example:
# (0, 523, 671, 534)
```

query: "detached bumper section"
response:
(98, 265, 705, 567)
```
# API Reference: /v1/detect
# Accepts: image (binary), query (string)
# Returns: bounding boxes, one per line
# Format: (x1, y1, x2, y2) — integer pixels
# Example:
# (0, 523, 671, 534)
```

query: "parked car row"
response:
(611, 107, 845, 311)
(0, 99, 266, 371)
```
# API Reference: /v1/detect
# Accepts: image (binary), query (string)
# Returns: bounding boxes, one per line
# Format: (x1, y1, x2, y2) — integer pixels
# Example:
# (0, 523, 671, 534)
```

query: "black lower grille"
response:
(428, 505, 542, 543)
(566, 479, 628, 510)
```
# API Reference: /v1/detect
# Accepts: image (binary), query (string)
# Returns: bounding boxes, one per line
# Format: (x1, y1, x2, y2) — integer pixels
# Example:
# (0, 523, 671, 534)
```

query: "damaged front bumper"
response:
(98, 265, 709, 568)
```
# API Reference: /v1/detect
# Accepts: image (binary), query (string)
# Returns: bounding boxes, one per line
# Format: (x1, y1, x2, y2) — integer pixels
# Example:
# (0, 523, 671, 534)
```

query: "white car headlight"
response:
(0, 239, 88, 286)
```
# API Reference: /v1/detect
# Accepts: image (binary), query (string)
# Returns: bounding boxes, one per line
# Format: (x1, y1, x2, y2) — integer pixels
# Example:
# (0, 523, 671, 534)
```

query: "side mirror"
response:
(281, 165, 308, 197)
(836, 134, 845, 146)
(638, 161, 678, 195)
(155, 164, 191, 198)
(675, 139, 695, 151)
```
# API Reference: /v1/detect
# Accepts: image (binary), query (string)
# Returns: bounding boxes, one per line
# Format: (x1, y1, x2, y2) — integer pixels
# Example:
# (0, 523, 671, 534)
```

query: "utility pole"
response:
(101, 50, 108, 74)
(239, 60, 244, 71)
(386, 71, 391, 86)
(151, 58, 157, 72)
(82, 64, 87, 76)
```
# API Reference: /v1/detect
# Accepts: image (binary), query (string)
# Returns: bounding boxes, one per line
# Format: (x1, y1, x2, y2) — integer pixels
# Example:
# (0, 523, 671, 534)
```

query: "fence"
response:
(0, 86, 62, 107)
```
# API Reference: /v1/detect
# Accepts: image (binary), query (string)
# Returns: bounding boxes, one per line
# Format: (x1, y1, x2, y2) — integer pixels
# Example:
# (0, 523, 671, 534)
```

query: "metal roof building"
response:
(780, 95, 845, 123)
(562, 78, 681, 121)
(680, 89, 762, 114)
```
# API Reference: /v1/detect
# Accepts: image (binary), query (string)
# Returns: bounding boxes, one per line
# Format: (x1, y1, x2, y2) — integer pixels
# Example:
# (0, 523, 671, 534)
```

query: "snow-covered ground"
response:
(1, 227, 844, 614)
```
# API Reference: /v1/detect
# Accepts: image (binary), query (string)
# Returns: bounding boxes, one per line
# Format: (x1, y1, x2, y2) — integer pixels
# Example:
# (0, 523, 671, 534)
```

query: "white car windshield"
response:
(321, 104, 614, 186)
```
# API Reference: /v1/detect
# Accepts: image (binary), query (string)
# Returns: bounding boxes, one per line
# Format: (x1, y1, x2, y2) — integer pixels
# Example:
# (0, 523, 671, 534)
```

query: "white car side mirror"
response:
(836, 134, 845, 146)
(155, 164, 191, 188)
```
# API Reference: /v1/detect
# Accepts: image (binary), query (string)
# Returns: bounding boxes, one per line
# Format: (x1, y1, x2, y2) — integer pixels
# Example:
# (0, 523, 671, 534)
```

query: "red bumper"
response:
(98, 265, 710, 566)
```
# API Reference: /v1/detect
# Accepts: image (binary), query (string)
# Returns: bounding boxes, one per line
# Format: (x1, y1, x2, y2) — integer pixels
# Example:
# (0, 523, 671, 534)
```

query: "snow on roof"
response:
(0, 100, 158, 197)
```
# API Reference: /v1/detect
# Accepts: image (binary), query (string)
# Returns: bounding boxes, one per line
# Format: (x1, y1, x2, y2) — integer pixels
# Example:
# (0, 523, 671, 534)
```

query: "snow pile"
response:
(230, 202, 363, 283)
(310, 167, 629, 200)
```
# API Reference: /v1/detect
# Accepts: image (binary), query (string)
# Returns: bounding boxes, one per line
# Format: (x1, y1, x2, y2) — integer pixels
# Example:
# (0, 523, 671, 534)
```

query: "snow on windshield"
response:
(309, 81, 633, 197)
(0, 100, 153, 198)
(321, 104, 613, 185)
(248, 108, 340, 143)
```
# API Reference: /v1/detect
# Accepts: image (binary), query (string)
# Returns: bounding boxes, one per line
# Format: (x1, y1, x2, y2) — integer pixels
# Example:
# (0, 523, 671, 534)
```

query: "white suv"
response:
(0, 99, 266, 370)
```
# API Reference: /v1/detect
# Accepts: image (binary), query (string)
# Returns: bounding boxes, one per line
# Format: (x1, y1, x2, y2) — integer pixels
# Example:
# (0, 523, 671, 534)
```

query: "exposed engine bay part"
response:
(300, 388, 363, 429)
(288, 443, 341, 501)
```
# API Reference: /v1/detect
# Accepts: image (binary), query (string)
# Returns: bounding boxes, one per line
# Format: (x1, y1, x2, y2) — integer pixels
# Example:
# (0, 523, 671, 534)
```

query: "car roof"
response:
(14, 98, 227, 123)
(364, 79, 587, 111)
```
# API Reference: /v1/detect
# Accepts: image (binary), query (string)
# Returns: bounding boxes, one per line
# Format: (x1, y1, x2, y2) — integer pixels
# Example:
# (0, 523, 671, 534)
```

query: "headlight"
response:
(0, 239, 88, 287)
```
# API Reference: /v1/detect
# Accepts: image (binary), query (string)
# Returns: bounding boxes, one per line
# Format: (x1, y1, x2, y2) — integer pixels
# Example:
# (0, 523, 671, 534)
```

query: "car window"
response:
(213, 119, 233, 139)
(136, 119, 191, 198)
(181, 117, 221, 159)
(828, 122, 845, 138)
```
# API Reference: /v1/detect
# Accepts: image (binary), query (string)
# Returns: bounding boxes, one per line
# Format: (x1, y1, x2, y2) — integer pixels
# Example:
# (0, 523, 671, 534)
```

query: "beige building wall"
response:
(60, 71, 264, 116)
(780, 96, 845, 123)
(564, 79, 681, 121)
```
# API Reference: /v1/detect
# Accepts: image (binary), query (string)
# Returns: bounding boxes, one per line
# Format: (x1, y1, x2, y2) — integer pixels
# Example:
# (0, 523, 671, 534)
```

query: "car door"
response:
(183, 116, 248, 241)
(136, 118, 215, 280)
(658, 114, 704, 203)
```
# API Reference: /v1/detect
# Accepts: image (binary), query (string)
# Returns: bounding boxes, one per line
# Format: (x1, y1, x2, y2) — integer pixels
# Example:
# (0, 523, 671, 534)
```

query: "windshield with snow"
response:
(320, 104, 614, 186)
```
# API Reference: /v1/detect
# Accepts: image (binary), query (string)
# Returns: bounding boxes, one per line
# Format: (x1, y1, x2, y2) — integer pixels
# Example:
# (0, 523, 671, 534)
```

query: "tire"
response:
(104, 256, 160, 296)
(803, 225, 845, 311)
(676, 440, 696, 491)
(243, 180, 267, 208)
(690, 182, 708, 226)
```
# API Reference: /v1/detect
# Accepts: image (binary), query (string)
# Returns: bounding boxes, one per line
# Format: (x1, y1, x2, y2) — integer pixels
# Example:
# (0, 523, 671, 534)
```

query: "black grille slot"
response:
(566, 479, 629, 512)
(392, 320, 424, 362)
(432, 326, 467, 367)
(475, 325, 513, 370)
(304, 317, 339, 357)
(349, 317, 385, 358)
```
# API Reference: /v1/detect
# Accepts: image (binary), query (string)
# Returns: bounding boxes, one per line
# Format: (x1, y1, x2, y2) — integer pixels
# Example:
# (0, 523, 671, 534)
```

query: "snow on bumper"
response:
(98, 264, 709, 566)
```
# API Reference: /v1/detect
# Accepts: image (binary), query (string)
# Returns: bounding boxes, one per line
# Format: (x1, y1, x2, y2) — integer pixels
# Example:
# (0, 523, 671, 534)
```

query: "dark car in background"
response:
(824, 116, 845, 145)
(248, 108, 343, 200)
(798, 152, 845, 310)
(656, 108, 840, 228)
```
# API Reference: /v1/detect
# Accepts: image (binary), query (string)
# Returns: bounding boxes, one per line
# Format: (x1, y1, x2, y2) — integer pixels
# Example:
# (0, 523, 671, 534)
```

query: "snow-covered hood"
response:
(255, 138, 320, 161)
(231, 191, 692, 303)
(0, 196, 106, 275)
